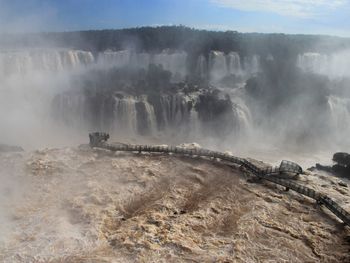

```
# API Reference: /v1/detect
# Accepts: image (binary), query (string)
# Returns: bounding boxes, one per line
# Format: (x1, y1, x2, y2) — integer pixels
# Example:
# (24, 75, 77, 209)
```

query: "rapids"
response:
(0, 146, 349, 262)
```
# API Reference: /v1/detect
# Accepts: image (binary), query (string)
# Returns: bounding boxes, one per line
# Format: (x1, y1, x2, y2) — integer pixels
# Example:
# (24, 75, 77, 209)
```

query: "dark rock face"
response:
(332, 164, 350, 177)
(333, 153, 350, 177)
(311, 152, 350, 178)
(195, 90, 236, 137)
(0, 144, 24, 152)
(333, 152, 350, 167)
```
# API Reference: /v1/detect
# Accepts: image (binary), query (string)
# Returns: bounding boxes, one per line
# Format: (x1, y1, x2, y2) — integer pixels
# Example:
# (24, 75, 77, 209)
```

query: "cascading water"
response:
(327, 96, 350, 145)
(196, 55, 207, 79)
(0, 49, 94, 76)
(113, 96, 138, 135)
(233, 98, 252, 134)
(227, 52, 242, 75)
(209, 51, 227, 82)
(297, 53, 327, 74)
(4, 47, 330, 149)
(153, 50, 187, 80)
(1, 36, 349, 150)
(109, 94, 160, 136)
(295, 51, 350, 148)
(140, 96, 158, 135)
(84, 50, 258, 140)
(170, 94, 189, 125)
(297, 51, 350, 79)
(208, 51, 259, 83)
(97, 50, 187, 80)
(97, 50, 133, 68)
(243, 55, 260, 75)
(51, 92, 87, 129)
(328, 96, 350, 128)
(218, 86, 252, 138)
(155, 93, 196, 132)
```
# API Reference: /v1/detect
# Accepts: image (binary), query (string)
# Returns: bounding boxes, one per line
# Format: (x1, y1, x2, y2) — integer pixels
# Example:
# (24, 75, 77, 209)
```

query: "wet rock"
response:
(195, 90, 237, 137)
(311, 153, 350, 179)
(0, 144, 23, 152)
(333, 152, 350, 167)
(332, 152, 350, 178)
(332, 164, 350, 177)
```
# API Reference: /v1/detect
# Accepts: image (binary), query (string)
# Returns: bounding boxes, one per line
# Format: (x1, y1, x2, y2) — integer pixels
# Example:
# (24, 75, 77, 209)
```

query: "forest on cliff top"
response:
(2, 26, 350, 56)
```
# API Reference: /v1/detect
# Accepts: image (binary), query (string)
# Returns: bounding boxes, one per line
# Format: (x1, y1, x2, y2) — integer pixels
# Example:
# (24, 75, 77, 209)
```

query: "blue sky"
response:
(0, 0, 349, 37)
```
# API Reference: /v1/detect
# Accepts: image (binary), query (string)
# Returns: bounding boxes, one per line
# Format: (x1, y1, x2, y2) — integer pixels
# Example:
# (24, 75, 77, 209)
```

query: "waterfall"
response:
(297, 51, 350, 79)
(196, 55, 207, 79)
(171, 94, 187, 125)
(297, 53, 328, 74)
(327, 95, 350, 145)
(97, 50, 187, 80)
(187, 94, 201, 137)
(157, 94, 192, 129)
(97, 50, 133, 68)
(209, 51, 227, 82)
(153, 50, 187, 80)
(0, 49, 94, 76)
(233, 100, 252, 134)
(328, 96, 350, 130)
(208, 51, 259, 82)
(154, 93, 200, 138)
(0, 47, 258, 144)
(221, 87, 252, 136)
(159, 95, 171, 128)
(113, 96, 138, 135)
(52, 93, 87, 129)
(189, 108, 200, 136)
(113, 95, 158, 136)
(243, 55, 260, 75)
(227, 52, 241, 75)
(142, 97, 157, 135)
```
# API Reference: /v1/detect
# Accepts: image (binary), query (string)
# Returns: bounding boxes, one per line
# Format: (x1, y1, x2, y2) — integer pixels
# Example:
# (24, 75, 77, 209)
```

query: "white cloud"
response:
(210, 0, 348, 18)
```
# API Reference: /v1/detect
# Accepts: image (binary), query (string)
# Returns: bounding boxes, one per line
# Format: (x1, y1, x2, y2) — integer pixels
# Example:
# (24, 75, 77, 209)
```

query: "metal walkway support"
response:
(88, 132, 350, 227)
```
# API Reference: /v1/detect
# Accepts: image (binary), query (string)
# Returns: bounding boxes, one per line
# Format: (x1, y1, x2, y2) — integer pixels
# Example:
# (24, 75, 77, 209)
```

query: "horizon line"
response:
(1, 25, 349, 40)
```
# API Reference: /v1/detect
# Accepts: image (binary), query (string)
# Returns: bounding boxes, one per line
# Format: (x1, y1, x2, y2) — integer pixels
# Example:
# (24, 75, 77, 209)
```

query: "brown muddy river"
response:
(0, 145, 349, 262)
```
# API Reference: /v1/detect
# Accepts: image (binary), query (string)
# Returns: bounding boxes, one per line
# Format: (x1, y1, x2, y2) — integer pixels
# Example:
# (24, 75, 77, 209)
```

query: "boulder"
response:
(333, 152, 350, 167)
(332, 164, 350, 177)
(311, 153, 350, 178)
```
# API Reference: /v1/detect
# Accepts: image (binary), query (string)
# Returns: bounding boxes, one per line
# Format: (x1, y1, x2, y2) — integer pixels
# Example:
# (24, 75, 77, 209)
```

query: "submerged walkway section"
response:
(89, 132, 350, 227)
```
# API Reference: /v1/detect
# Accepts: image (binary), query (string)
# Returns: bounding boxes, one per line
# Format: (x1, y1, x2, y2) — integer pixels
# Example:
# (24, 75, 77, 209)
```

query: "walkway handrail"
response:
(88, 132, 350, 227)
